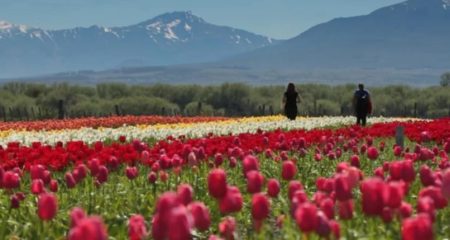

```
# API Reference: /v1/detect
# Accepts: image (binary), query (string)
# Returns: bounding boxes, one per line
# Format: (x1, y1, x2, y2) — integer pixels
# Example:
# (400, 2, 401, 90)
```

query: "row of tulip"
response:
(0, 115, 229, 131)
(0, 116, 417, 146)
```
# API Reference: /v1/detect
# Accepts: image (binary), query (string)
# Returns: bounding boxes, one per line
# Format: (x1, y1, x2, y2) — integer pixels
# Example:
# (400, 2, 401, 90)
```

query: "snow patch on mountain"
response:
(0, 21, 13, 30)
(164, 19, 181, 40)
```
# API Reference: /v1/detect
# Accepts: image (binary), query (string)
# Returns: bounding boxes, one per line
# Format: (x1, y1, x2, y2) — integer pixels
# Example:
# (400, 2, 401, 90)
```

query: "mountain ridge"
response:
(0, 11, 278, 78)
(221, 0, 450, 71)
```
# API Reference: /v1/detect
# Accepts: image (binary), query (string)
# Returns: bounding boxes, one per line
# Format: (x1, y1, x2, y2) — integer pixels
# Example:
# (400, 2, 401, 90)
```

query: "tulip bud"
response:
(281, 161, 297, 180)
(208, 169, 227, 199)
(31, 179, 45, 195)
(251, 193, 270, 221)
(177, 184, 194, 206)
(267, 179, 280, 198)
(246, 170, 264, 194)
(128, 214, 147, 240)
(188, 201, 211, 231)
(38, 193, 58, 221)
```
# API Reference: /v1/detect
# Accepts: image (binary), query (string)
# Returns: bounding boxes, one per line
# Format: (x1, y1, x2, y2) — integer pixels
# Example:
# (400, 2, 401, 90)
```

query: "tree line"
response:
(0, 82, 448, 121)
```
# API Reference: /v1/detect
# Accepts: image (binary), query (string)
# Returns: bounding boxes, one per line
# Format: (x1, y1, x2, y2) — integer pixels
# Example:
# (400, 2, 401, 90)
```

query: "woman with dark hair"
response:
(282, 83, 300, 120)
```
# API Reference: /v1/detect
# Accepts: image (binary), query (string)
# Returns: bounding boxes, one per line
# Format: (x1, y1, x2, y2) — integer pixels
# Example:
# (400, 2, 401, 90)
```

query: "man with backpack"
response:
(353, 83, 372, 126)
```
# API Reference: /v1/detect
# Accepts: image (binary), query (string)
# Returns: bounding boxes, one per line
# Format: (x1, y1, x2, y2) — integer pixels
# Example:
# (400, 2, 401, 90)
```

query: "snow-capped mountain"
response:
(224, 0, 450, 70)
(0, 11, 277, 78)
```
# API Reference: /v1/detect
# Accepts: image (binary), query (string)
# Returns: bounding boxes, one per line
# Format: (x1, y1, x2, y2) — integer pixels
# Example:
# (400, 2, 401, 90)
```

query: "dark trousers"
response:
(356, 111, 367, 126)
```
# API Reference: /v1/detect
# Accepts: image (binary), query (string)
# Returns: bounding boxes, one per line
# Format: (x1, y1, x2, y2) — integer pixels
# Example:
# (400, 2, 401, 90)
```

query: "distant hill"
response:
(2, 0, 449, 86)
(222, 0, 450, 70)
(0, 11, 277, 78)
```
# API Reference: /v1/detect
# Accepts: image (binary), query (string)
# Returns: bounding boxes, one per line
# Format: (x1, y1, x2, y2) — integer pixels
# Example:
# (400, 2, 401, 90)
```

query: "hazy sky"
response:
(0, 0, 404, 39)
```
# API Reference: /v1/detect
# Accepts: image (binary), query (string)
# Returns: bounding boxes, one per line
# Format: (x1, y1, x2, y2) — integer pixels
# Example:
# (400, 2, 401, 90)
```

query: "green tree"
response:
(441, 72, 450, 87)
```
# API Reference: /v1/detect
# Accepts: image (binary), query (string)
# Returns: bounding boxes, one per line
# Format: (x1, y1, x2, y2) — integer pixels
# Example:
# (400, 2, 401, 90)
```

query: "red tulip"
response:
(148, 171, 157, 184)
(334, 174, 352, 201)
(70, 207, 87, 228)
(389, 160, 415, 183)
(188, 152, 197, 166)
(402, 160, 416, 183)
(152, 192, 185, 240)
(219, 186, 243, 214)
(246, 170, 264, 194)
(281, 161, 297, 180)
(159, 171, 168, 182)
(442, 169, 450, 199)
(401, 214, 433, 240)
(31, 179, 45, 195)
(360, 178, 387, 216)
(218, 217, 236, 240)
(38, 193, 58, 221)
(350, 155, 360, 168)
(188, 202, 211, 231)
(295, 203, 318, 233)
(207, 169, 227, 199)
(444, 141, 450, 153)
(229, 157, 237, 168)
(177, 184, 194, 206)
(10, 195, 20, 209)
(381, 207, 393, 223)
(30, 164, 45, 180)
(330, 220, 341, 239)
(65, 172, 76, 188)
(374, 167, 384, 179)
(315, 211, 331, 237)
(385, 181, 405, 209)
(243, 155, 259, 175)
(88, 158, 101, 176)
(49, 179, 58, 192)
(320, 198, 335, 219)
(129, 214, 147, 240)
(214, 153, 224, 166)
(345, 167, 361, 188)
(76, 164, 88, 179)
(313, 191, 328, 205)
(42, 170, 51, 184)
(3, 171, 20, 189)
(367, 146, 379, 160)
(394, 146, 403, 156)
(399, 202, 413, 219)
(208, 235, 224, 240)
(125, 166, 138, 180)
(68, 216, 108, 240)
(288, 180, 304, 200)
(420, 131, 432, 142)
(291, 190, 309, 216)
(251, 193, 270, 221)
(267, 178, 280, 198)
(417, 196, 435, 221)
(155, 192, 181, 219)
(151, 215, 164, 240)
(337, 200, 353, 220)
(419, 165, 436, 186)
(419, 186, 448, 209)
(314, 153, 322, 161)
(97, 165, 108, 184)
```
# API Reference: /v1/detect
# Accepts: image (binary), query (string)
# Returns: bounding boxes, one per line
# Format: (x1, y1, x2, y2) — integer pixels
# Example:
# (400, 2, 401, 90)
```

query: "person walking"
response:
(282, 83, 300, 120)
(353, 83, 372, 126)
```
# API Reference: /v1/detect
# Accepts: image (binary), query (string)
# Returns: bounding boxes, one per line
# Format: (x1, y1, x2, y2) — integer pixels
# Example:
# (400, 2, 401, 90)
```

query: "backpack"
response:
(355, 90, 369, 108)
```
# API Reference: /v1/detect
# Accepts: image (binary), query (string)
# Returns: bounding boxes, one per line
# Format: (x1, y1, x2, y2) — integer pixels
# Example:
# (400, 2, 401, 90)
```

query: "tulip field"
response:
(0, 115, 449, 240)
